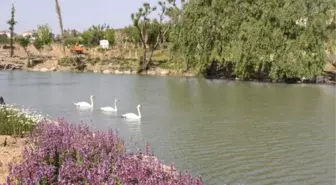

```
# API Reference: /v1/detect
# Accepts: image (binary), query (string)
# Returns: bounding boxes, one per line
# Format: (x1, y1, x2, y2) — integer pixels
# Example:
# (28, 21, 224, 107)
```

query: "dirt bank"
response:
(0, 43, 197, 77)
(0, 136, 26, 183)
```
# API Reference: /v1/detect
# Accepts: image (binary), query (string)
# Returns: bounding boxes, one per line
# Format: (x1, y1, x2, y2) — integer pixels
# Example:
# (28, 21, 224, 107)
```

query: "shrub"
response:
(0, 104, 43, 137)
(0, 35, 9, 44)
(3, 118, 203, 185)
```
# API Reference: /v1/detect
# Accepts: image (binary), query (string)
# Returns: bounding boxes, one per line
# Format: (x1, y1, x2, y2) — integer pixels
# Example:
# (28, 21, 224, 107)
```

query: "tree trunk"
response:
(24, 49, 30, 67)
(137, 48, 148, 73)
(55, 0, 65, 56)
(10, 34, 14, 57)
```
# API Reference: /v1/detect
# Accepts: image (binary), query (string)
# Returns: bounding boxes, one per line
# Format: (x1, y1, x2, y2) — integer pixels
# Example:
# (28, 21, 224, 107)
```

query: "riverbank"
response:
(0, 43, 335, 84)
(0, 136, 25, 182)
(0, 43, 197, 77)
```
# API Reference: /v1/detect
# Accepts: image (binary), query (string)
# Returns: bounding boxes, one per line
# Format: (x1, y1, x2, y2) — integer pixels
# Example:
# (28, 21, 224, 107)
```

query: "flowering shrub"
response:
(3, 118, 203, 185)
(0, 104, 44, 136)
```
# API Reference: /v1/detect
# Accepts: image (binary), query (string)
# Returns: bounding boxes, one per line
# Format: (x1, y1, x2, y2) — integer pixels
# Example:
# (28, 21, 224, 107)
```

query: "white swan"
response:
(122, 104, 142, 119)
(100, 98, 119, 112)
(74, 95, 95, 108)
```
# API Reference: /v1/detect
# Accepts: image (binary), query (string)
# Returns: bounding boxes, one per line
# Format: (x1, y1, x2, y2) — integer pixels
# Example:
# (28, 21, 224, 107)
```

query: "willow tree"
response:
(55, 0, 65, 55)
(170, 0, 336, 81)
(7, 4, 17, 57)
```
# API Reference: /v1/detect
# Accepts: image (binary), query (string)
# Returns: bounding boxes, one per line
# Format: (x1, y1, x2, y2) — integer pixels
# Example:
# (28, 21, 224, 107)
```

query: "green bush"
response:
(0, 105, 43, 137)
(0, 35, 9, 44)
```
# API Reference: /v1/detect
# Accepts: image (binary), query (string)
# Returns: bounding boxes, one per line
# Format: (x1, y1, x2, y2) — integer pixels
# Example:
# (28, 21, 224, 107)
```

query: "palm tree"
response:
(55, 0, 65, 55)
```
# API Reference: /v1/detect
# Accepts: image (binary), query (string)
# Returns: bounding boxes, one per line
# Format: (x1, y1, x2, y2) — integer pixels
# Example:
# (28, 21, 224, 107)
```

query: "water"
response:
(0, 71, 335, 185)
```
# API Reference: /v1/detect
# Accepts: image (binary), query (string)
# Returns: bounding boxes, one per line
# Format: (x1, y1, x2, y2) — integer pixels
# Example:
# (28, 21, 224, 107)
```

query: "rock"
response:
(316, 75, 326, 83)
(124, 70, 131, 74)
(40, 68, 49, 72)
(93, 70, 100, 73)
(160, 69, 170, 76)
(147, 70, 156, 75)
(50, 67, 57, 71)
(324, 62, 336, 73)
(156, 68, 170, 76)
(103, 69, 111, 74)
(115, 70, 124, 74)
(131, 70, 137, 75)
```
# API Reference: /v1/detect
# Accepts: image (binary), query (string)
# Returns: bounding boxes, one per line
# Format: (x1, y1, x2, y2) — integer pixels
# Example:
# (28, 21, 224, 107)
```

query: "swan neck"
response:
(114, 100, 117, 111)
(137, 106, 141, 118)
(90, 97, 94, 106)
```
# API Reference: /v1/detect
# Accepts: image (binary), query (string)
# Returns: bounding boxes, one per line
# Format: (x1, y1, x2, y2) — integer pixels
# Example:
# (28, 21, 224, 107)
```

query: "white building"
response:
(0, 30, 12, 38)
(22, 30, 36, 37)
(100, 40, 109, 49)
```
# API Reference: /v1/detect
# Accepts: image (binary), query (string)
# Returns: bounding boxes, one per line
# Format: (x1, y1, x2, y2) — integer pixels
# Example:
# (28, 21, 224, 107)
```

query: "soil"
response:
(0, 135, 26, 183)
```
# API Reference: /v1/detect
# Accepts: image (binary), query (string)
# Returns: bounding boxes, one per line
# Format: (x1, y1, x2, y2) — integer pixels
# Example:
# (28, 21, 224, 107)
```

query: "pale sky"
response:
(0, 0, 160, 34)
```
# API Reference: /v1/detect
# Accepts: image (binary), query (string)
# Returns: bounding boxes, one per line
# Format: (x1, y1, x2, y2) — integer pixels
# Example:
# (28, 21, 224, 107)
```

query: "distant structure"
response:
(0, 30, 13, 38)
(22, 30, 37, 40)
(99, 40, 109, 49)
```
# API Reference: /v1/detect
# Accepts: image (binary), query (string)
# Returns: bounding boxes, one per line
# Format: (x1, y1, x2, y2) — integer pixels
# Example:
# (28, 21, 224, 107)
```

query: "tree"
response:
(170, 0, 336, 81)
(36, 24, 53, 46)
(131, 1, 177, 73)
(81, 24, 115, 46)
(7, 3, 17, 57)
(124, 25, 141, 47)
(17, 36, 31, 67)
(105, 29, 115, 45)
(55, 0, 65, 55)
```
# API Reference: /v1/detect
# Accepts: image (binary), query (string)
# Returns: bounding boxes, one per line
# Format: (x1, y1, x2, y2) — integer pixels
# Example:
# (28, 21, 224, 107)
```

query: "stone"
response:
(124, 70, 131, 74)
(147, 70, 156, 75)
(115, 70, 124, 74)
(40, 68, 48, 72)
(103, 69, 111, 74)
(160, 69, 170, 76)
(316, 75, 326, 83)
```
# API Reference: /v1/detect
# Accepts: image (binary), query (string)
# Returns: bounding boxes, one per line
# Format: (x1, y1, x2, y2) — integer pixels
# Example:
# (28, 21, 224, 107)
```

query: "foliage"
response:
(7, 3, 17, 57)
(3, 119, 203, 185)
(0, 104, 43, 137)
(81, 24, 115, 46)
(105, 28, 116, 45)
(0, 35, 9, 44)
(58, 56, 86, 71)
(17, 36, 31, 66)
(17, 36, 29, 49)
(33, 38, 44, 51)
(131, 1, 177, 72)
(169, 0, 336, 81)
(123, 25, 141, 44)
(63, 37, 82, 47)
(36, 24, 53, 46)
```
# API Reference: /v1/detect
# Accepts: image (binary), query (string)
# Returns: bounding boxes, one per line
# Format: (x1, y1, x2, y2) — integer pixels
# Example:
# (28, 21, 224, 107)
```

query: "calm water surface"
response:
(0, 71, 335, 185)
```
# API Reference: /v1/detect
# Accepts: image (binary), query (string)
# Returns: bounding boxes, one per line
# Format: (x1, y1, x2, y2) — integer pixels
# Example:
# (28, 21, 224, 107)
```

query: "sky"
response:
(0, 0, 160, 34)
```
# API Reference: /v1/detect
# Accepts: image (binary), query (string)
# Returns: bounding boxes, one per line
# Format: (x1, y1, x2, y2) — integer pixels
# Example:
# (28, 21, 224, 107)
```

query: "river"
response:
(0, 71, 335, 185)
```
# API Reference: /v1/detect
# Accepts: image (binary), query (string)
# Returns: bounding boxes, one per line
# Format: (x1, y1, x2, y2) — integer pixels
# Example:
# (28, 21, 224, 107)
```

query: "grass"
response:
(0, 104, 44, 137)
